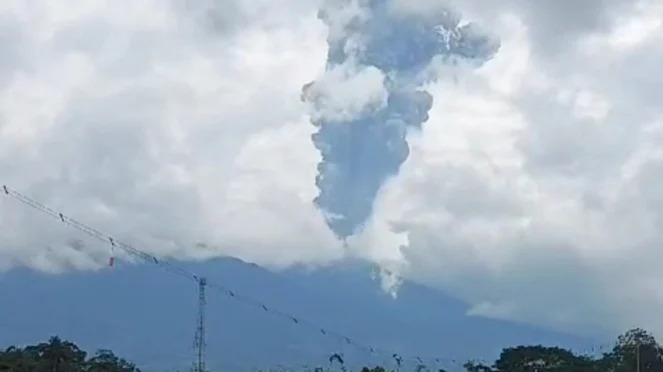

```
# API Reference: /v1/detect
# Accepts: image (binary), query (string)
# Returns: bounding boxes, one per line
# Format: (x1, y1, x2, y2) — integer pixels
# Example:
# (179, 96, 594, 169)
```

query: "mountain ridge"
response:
(0, 257, 597, 371)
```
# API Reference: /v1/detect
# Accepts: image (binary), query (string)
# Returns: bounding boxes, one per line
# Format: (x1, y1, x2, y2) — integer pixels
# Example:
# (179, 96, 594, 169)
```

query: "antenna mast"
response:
(194, 277, 207, 372)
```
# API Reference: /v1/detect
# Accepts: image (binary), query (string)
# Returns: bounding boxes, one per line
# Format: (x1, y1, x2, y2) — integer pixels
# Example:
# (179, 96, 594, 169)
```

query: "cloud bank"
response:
(0, 0, 342, 271)
(355, 0, 663, 336)
(2, 0, 663, 339)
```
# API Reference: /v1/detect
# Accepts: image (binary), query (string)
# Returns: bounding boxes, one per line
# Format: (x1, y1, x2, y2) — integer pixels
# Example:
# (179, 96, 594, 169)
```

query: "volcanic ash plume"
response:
(302, 0, 500, 239)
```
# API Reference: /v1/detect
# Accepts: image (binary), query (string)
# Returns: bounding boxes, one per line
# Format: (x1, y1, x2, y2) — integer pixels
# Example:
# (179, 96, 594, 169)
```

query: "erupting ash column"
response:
(302, 0, 499, 239)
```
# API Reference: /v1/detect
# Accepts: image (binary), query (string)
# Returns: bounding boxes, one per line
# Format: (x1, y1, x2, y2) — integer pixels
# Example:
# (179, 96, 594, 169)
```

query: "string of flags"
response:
(1, 184, 617, 369)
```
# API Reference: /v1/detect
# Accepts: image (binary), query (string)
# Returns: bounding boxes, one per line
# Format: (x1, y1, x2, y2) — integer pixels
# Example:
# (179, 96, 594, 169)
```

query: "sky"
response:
(1, 0, 662, 339)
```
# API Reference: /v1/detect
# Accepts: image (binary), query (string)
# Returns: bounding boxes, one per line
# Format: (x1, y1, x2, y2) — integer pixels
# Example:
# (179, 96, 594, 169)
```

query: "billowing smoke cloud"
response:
(302, 0, 500, 239)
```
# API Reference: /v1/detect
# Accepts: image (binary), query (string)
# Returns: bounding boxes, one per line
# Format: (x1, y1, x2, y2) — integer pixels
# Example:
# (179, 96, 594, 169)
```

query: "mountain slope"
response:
(0, 258, 596, 371)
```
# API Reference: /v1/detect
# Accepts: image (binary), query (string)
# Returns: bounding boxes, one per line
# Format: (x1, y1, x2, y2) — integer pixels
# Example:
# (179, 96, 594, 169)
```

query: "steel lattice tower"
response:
(194, 277, 207, 372)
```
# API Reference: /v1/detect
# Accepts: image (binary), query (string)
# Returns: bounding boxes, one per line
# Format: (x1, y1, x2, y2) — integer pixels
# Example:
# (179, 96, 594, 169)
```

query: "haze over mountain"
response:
(0, 258, 596, 371)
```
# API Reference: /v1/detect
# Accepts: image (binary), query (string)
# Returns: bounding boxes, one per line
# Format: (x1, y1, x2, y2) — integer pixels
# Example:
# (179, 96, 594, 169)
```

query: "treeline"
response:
(0, 336, 139, 372)
(462, 327, 663, 371)
(4, 328, 663, 371)
(360, 328, 663, 372)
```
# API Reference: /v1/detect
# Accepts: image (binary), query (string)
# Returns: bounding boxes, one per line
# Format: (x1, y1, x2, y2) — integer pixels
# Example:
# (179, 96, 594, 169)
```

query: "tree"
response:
(463, 361, 494, 372)
(491, 345, 595, 371)
(0, 337, 140, 372)
(0, 346, 40, 372)
(460, 328, 663, 372)
(600, 328, 663, 372)
(35, 336, 87, 372)
(86, 349, 140, 372)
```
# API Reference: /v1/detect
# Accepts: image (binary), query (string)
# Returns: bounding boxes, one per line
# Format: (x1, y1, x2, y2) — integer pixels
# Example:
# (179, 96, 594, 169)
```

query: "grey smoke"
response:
(302, 0, 500, 239)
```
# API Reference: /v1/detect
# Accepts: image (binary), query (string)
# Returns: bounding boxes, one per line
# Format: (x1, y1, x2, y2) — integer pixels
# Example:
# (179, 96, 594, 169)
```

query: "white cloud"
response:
(303, 62, 388, 122)
(0, 0, 343, 272)
(359, 1, 663, 337)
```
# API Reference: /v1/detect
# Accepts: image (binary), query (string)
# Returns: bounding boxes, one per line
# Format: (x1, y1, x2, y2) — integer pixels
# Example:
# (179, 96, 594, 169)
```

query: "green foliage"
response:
(0, 336, 140, 372)
(461, 328, 663, 372)
(601, 328, 663, 372)
(350, 328, 663, 372)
